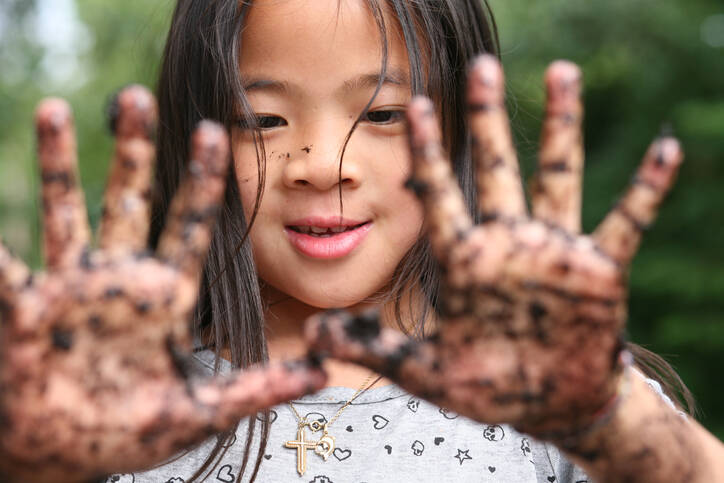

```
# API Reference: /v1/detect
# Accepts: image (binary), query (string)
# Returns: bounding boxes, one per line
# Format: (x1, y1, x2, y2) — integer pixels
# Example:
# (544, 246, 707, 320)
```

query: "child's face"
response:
(232, 0, 424, 309)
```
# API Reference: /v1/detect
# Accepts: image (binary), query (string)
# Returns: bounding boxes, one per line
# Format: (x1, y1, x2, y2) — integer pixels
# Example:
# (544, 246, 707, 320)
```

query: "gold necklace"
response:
(285, 374, 381, 476)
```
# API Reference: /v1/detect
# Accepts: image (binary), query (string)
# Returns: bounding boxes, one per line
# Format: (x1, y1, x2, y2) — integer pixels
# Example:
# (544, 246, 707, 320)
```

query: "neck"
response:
(259, 283, 427, 389)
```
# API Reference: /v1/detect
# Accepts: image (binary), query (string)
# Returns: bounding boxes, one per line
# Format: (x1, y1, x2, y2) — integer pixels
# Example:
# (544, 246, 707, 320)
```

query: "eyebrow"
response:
(342, 69, 410, 93)
(242, 69, 410, 95)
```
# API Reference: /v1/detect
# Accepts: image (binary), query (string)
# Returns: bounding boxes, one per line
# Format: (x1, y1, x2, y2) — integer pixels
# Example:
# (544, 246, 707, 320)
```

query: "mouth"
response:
(284, 219, 373, 259)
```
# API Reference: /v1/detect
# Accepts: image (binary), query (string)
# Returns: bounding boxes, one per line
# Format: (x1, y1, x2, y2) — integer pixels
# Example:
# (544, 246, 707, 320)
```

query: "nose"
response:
(282, 123, 362, 191)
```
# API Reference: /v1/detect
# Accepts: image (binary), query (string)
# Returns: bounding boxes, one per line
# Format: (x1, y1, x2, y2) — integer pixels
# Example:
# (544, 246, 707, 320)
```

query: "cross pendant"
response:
(285, 426, 318, 476)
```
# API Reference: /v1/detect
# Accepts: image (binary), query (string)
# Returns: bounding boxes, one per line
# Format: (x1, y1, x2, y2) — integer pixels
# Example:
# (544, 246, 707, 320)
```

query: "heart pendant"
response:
(315, 433, 336, 461)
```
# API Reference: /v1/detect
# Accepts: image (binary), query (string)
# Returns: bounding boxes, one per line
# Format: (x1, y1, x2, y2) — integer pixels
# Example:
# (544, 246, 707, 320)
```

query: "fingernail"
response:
(472, 55, 503, 88)
(306, 351, 328, 368)
(344, 311, 381, 343)
(546, 60, 582, 95)
(468, 56, 504, 107)
(36, 98, 73, 132)
(656, 137, 683, 166)
(107, 85, 157, 139)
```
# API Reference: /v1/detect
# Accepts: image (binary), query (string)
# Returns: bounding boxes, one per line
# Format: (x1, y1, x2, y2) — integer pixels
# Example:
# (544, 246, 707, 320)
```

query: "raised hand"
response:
(306, 56, 683, 439)
(0, 87, 325, 482)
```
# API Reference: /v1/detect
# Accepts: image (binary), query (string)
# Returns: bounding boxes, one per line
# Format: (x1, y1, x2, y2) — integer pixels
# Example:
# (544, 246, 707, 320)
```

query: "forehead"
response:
(240, 0, 410, 85)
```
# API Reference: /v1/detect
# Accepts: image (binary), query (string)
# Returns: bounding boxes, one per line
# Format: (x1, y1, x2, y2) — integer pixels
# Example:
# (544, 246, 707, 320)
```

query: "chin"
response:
(298, 293, 365, 310)
(262, 274, 389, 311)
(285, 282, 382, 310)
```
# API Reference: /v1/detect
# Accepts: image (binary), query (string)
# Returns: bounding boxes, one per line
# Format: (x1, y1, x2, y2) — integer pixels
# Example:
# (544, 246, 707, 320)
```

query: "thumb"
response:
(191, 360, 328, 432)
(305, 309, 442, 397)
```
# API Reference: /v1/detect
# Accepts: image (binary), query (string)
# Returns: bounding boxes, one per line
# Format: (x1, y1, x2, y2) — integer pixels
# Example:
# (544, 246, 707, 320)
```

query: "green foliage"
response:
(0, 0, 722, 438)
(0, 0, 173, 266)
(493, 0, 724, 437)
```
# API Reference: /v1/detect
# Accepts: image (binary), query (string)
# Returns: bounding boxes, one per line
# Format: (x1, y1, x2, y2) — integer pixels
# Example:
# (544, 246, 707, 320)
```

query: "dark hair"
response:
(150, 0, 693, 480)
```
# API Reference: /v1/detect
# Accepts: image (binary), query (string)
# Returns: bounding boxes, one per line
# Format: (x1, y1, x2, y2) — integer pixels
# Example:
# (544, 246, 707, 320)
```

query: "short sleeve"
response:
(636, 368, 688, 418)
(534, 441, 590, 483)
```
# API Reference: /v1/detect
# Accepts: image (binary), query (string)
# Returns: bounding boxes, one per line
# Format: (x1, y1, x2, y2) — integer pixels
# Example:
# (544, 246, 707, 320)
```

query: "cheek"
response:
(395, 175, 427, 254)
(371, 137, 426, 241)
(382, 173, 425, 249)
(398, 195, 426, 246)
(231, 135, 262, 221)
(382, 138, 422, 207)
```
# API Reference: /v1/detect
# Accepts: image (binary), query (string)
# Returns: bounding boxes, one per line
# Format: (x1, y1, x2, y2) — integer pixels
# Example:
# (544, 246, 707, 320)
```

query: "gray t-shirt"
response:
(108, 349, 589, 483)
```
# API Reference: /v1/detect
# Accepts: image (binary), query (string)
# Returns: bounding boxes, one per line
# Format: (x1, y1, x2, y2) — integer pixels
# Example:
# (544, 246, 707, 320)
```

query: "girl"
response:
(0, 0, 723, 482)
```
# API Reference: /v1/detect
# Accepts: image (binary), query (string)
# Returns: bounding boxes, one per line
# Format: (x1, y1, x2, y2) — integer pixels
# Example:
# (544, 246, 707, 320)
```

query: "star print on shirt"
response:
(454, 449, 472, 465)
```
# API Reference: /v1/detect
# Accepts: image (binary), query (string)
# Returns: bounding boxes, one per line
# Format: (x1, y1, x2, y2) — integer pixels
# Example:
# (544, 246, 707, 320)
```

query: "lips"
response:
(284, 217, 372, 259)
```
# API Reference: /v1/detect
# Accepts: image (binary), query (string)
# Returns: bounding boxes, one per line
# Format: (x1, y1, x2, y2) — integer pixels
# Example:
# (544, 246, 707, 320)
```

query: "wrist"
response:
(553, 361, 710, 483)
(525, 350, 633, 445)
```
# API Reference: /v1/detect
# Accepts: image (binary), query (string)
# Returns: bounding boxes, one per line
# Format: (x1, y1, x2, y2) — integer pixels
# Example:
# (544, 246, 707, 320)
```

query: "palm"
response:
(0, 88, 325, 483)
(307, 57, 682, 438)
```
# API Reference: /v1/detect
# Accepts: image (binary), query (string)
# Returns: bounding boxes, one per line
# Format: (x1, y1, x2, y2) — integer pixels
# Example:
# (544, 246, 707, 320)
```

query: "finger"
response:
(531, 61, 584, 232)
(0, 239, 31, 310)
(156, 121, 230, 278)
(305, 310, 443, 400)
(98, 85, 158, 254)
(593, 137, 683, 265)
(122, 363, 325, 467)
(469, 55, 527, 220)
(35, 99, 91, 270)
(406, 97, 473, 260)
(189, 361, 327, 432)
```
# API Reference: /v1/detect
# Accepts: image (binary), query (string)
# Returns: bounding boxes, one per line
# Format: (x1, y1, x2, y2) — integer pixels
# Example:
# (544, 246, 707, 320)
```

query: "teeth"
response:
(292, 225, 359, 235)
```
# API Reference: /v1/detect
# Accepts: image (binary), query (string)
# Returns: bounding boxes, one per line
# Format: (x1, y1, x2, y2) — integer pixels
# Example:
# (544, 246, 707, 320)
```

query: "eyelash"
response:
(238, 108, 405, 130)
(242, 115, 287, 130)
(235, 115, 287, 131)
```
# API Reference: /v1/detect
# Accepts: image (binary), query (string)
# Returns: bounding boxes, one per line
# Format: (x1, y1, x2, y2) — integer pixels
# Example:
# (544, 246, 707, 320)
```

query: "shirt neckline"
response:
(191, 348, 408, 404)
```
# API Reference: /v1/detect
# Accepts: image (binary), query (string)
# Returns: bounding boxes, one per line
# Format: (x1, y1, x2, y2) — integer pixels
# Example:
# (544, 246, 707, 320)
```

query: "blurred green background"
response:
(0, 0, 722, 438)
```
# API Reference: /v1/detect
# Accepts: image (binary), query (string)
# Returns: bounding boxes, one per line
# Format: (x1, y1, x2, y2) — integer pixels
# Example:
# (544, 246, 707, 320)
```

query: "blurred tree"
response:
(492, 0, 724, 438)
(0, 0, 44, 264)
(0, 0, 173, 266)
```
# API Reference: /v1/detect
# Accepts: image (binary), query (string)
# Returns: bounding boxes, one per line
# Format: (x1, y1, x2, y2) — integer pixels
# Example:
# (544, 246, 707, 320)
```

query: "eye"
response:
(236, 115, 287, 130)
(255, 115, 287, 129)
(363, 109, 405, 125)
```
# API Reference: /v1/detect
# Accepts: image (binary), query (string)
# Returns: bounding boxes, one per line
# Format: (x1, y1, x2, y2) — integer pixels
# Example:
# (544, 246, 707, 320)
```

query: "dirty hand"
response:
(0, 87, 325, 482)
(306, 56, 682, 439)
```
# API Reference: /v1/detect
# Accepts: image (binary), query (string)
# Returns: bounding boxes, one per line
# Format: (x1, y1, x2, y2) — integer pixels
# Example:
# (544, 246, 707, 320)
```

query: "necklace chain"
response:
(289, 373, 381, 429)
